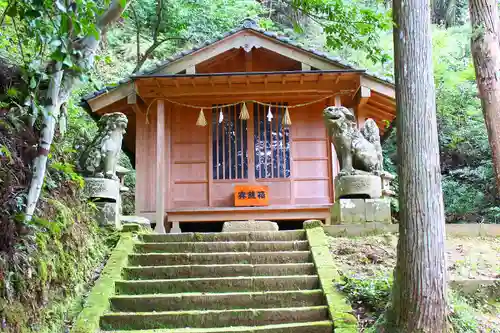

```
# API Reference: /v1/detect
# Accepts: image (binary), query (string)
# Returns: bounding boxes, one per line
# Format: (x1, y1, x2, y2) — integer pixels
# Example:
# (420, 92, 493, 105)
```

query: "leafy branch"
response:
(286, 0, 393, 63)
(129, 0, 186, 73)
(3, 0, 130, 221)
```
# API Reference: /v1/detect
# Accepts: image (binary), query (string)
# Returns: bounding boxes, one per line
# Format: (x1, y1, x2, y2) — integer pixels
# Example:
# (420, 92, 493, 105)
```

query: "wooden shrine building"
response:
(83, 20, 396, 232)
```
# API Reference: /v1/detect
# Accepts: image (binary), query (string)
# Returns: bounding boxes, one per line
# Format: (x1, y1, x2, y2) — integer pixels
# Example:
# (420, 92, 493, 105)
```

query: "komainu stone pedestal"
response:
(83, 177, 120, 200)
(335, 174, 382, 200)
(95, 202, 120, 229)
(331, 198, 391, 224)
(83, 177, 121, 229)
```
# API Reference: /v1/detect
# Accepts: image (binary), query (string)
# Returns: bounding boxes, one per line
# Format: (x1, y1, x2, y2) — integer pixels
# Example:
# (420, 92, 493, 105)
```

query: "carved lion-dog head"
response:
(322, 106, 356, 129)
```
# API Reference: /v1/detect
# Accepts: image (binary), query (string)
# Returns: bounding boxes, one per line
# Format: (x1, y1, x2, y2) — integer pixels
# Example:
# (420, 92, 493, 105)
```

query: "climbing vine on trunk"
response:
(1, 0, 129, 221)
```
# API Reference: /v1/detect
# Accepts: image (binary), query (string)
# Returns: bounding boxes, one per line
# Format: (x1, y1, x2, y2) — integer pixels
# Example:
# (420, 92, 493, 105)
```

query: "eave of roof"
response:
(83, 19, 393, 103)
(132, 68, 365, 79)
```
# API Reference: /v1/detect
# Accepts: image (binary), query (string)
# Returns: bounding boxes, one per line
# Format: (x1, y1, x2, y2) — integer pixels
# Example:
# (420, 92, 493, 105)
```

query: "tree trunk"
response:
(25, 67, 64, 220)
(384, 0, 448, 330)
(469, 0, 500, 199)
(24, 0, 129, 221)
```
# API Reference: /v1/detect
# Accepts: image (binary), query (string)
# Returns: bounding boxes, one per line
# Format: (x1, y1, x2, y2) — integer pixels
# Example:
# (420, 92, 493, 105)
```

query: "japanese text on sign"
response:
(234, 185, 269, 206)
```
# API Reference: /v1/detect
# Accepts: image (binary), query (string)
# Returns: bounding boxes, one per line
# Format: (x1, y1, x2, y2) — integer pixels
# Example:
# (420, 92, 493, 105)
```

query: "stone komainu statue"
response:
(79, 112, 128, 179)
(323, 106, 383, 175)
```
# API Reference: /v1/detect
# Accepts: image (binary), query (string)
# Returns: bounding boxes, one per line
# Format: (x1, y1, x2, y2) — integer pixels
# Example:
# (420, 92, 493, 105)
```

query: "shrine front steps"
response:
(109, 290, 326, 312)
(102, 321, 334, 333)
(134, 240, 310, 253)
(123, 263, 316, 279)
(99, 230, 334, 333)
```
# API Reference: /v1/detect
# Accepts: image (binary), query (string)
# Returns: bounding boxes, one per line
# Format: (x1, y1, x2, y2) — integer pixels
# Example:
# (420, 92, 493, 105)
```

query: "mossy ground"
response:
(72, 233, 135, 333)
(305, 224, 358, 333)
(328, 233, 500, 331)
(0, 197, 114, 333)
(0, 109, 119, 333)
(328, 233, 499, 280)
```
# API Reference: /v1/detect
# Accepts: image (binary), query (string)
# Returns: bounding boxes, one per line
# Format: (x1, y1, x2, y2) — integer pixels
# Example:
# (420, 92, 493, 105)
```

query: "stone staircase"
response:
(99, 230, 334, 332)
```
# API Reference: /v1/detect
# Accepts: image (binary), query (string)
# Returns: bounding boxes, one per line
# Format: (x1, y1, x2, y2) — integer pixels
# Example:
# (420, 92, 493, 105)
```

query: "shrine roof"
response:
(83, 19, 393, 104)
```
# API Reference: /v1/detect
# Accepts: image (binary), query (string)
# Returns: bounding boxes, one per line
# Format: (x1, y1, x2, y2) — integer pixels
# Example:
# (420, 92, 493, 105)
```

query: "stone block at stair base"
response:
(120, 215, 151, 226)
(331, 198, 391, 224)
(222, 220, 278, 232)
(170, 221, 182, 233)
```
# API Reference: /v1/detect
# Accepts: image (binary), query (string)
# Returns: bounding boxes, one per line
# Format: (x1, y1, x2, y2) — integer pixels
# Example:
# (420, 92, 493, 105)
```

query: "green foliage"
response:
(72, 233, 135, 333)
(290, 0, 393, 63)
(99, 0, 266, 75)
(50, 162, 85, 188)
(362, 26, 498, 223)
(448, 292, 481, 333)
(0, 93, 111, 333)
(0, 0, 117, 97)
(119, 152, 135, 215)
(338, 272, 393, 315)
(338, 273, 495, 332)
(0, 195, 111, 333)
(433, 26, 497, 223)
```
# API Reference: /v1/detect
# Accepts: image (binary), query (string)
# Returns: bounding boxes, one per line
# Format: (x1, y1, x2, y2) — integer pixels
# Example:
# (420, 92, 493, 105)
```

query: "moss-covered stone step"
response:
(102, 320, 333, 332)
(122, 223, 141, 232)
(110, 289, 326, 312)
(134, 241, 309, 253)
(100, 306, 329, 330)
(123, 263, 316, 280)
(139, 230, 306, 243)
(115, 275, 319, 295)
(128, 251, 311, 266)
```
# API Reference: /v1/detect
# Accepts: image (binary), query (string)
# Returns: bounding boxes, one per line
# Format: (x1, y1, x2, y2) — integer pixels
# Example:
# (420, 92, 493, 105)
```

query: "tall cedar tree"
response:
(469, 0, 500, 199)
(384, 0, 448, 330)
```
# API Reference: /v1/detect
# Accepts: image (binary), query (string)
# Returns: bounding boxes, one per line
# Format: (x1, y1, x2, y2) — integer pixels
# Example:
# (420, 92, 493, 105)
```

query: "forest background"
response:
(2, 0, 496, 224)
(0, 0, 498, 331)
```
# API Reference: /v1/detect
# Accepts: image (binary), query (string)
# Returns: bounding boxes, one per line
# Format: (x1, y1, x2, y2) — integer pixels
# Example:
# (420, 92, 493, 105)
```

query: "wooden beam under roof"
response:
(371, 91, 396, 106)
(367, 99, 395, 113)
(353, 86, 371, 106)
(87, 83, 134, 112)
(142, 93, 337, 105)
(360, 76, 395, 99)
(363, 104, 395, 121)
(136, 79, 357, 99)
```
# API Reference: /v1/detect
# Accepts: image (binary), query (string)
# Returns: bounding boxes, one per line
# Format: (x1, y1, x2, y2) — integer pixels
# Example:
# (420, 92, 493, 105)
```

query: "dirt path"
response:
(328, 234, 500, 280)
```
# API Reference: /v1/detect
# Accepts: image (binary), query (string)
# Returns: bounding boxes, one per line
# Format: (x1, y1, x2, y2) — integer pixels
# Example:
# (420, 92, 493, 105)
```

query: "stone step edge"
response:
(110, 289, 325, 300)
(134, 240, 310, 245)
(124, 263, 315, 269)
(122, 263, 317, 280)
(115, 274, 318, 284)
(100, 320, 333, 333)
(139, 230, 306, 242)
(129, 251, 311, 256)
(103, 305, 328, 316)
(135, 240, 309, 248)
